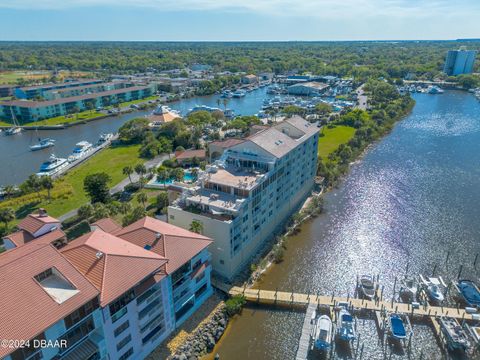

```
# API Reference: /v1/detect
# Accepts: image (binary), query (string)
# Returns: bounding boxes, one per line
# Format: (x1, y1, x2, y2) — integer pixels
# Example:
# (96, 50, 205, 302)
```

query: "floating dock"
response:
(296, 303, 316, 360)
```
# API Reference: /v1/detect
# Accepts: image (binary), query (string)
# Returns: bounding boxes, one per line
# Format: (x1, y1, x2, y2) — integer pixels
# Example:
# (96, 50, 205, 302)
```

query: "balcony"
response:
(59, 339, 99, 360)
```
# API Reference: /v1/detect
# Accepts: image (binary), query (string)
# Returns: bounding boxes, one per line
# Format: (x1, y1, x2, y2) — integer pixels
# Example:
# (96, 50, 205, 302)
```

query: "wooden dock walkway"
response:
(296, 303, 316, 360)
(228, 287, 476, 321)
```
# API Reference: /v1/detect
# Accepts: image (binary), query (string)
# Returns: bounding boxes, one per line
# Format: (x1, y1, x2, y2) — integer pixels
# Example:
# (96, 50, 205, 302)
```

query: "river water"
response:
(0, 86, 269, 186)
(209, 91, 480, 360)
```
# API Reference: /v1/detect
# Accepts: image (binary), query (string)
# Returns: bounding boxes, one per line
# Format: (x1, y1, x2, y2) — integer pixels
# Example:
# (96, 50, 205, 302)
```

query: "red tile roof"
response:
(18, 213, 60, 235)
(176, 149, 206, 160)
(60, 230, 167, 306)
(0, 243, 100, 358)
(4, 228, 66, 248)
(114, 217, 212, 274)
(91, 218, 122, 234)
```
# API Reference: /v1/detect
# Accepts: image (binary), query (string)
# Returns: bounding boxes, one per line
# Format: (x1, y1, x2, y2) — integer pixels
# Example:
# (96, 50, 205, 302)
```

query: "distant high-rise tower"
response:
(443, 46, 477, 76)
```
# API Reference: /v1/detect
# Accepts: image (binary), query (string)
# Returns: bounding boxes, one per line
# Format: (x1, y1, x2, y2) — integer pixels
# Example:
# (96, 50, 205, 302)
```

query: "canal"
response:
(209, 90, 480, 360)
(0, 86, 269, 186)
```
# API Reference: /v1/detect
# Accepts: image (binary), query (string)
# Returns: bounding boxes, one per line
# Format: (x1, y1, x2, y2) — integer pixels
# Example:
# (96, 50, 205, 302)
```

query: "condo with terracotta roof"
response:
(168, 116, 319, 279)
(0, 215, 213, 360)
(1, 208, 67, 251)
(0, 242, 107, 360)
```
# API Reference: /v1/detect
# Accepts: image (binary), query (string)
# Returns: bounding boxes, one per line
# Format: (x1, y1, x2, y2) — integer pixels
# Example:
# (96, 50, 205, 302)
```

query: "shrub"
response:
(225, 295, 246, 317)
(272, 244, 284, 263)
(65, 220, 91, 240)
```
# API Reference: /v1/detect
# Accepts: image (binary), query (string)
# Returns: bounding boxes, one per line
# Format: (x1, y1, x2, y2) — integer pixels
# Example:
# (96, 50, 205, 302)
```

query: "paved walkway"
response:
(355, 84, 368, 110)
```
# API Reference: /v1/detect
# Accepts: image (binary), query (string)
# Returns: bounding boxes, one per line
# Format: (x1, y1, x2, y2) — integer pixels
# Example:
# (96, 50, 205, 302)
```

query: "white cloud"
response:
(0, 0, 478, 19)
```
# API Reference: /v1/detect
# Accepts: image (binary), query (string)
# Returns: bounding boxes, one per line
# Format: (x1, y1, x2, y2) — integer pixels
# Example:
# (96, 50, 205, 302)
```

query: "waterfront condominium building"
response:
(168, 116, 319, 280)
(443, 47, 477, 76)
(14, 79, 104, 99)
(0, 85, 154, 122)
(0, 215, 213, 360)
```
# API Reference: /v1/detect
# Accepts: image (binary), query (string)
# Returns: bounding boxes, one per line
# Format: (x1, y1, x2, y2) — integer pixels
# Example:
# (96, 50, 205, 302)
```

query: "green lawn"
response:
(25, 111, 104, 126)
(106, 95, 158, 109)
(0, 144, 142, 221)
(43, 144, 142, 217)
(317, 125, 356, 158)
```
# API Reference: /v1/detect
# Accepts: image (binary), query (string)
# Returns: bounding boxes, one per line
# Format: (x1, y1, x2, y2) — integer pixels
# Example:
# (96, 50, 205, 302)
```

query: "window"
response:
(142, 324, 165, 344)
(137, 287, 158, 305)
(59, 316, 95, 353)
(65, 298, 99, 329)
(109, 289, 136, 317)
(116, 334, 132, 352)
(119, 347, 133, 360)
(114, 321, 130, 337)
(139, 299, 161, 319)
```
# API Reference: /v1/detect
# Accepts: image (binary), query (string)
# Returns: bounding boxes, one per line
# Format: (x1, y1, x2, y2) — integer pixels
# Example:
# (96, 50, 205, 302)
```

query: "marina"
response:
(210, 90, 480, 359)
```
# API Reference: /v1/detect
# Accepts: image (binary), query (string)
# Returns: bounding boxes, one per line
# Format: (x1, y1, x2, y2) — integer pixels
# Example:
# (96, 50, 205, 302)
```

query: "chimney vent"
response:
(95, 251, 104, 259)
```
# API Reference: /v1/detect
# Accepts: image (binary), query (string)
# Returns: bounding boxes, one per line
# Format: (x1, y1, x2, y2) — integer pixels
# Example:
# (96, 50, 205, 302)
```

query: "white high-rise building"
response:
(444, 47, 477, 76)
(168, 116, 319, 280)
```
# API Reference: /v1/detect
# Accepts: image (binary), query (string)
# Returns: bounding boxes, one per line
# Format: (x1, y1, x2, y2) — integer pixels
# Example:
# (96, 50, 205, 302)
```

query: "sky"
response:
(0, 0, 479, 41)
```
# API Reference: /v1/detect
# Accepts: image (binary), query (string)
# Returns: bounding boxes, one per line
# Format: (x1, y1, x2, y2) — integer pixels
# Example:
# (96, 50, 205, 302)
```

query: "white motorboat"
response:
(39, 154, 68, 174)
(440, 317, 472, 352)
(427, 85, 444, 94)
(98, 133, 114, 143)
(68, 141, 93, 162)
(359, 275, 376, 300)
(311, 312, 333, 351)
(335, 302, 356, 342)
(419, 275, 446, 303)
(399, 277, 418, 302)
(30, 138, 55, 151)
(232, 89, 246, 98)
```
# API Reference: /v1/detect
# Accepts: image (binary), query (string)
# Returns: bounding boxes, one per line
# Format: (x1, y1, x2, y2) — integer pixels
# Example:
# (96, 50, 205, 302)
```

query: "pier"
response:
(228, 286, 476, 321)
(296, 303, 316, 360)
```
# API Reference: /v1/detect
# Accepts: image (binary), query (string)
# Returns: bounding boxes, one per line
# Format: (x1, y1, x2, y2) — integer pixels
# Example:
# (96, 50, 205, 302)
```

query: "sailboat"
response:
(5, 108, 22, 136)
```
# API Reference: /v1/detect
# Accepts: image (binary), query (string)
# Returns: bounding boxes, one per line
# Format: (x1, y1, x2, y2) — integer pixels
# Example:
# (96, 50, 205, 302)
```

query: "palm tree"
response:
(222, 98, 229, 111)
(40, 176, 54, 202)
(0, 207, 15, 231)
(119, 202, 132, 215)
(157, 168, 170, 185)
(134, 163, 147, 188)
(189, 220, 203, 234)
(2, 185, 15, 199)
(191, 168, 199, 181)
(137, 192, 148, 209)
(123, 166, 134, 183)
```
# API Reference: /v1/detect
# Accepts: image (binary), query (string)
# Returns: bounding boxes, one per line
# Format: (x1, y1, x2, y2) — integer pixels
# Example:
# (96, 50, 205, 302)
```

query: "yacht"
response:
(221, 90, 233, 98)
(427, 85, 444, 94)
(68, 141, 93, 162)
(30, 138, 55, 151)
(335, 303, 356, 342)
(39, 154, 68, 174)
(440, 317, 472, 352)
(359, 275, 376, 300)
(232, 89, 246, 98)
(98, 133, 114, 144)
(311, 312, 333, 351)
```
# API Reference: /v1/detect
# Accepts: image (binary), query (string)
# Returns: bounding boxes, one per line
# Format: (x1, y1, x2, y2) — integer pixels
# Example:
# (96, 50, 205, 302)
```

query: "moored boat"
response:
(30, 138, 55, 151)
(311, 313, 333, 351)
(335, 302, 356, 342)
(455, 280, 480, 307)
(5, 127, 22, 136)
(68, 141, 93, 162)
(387, 314, 409, 341)
(359, 275, 376, 300)
(399, 277, 418, 302)
(439, 317, 472, 352)
(38, 154, 68, 175)
(419, 275, 446, 304)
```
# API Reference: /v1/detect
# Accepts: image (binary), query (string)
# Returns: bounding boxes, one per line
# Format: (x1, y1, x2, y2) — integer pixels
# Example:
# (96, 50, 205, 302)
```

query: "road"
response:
(355, 84, 368, 110)
(58, 153, 171, 222)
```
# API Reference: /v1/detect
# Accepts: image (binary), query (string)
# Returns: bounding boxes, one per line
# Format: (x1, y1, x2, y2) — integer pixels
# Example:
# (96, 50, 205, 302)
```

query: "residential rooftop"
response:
(0, 243, 100, 358)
